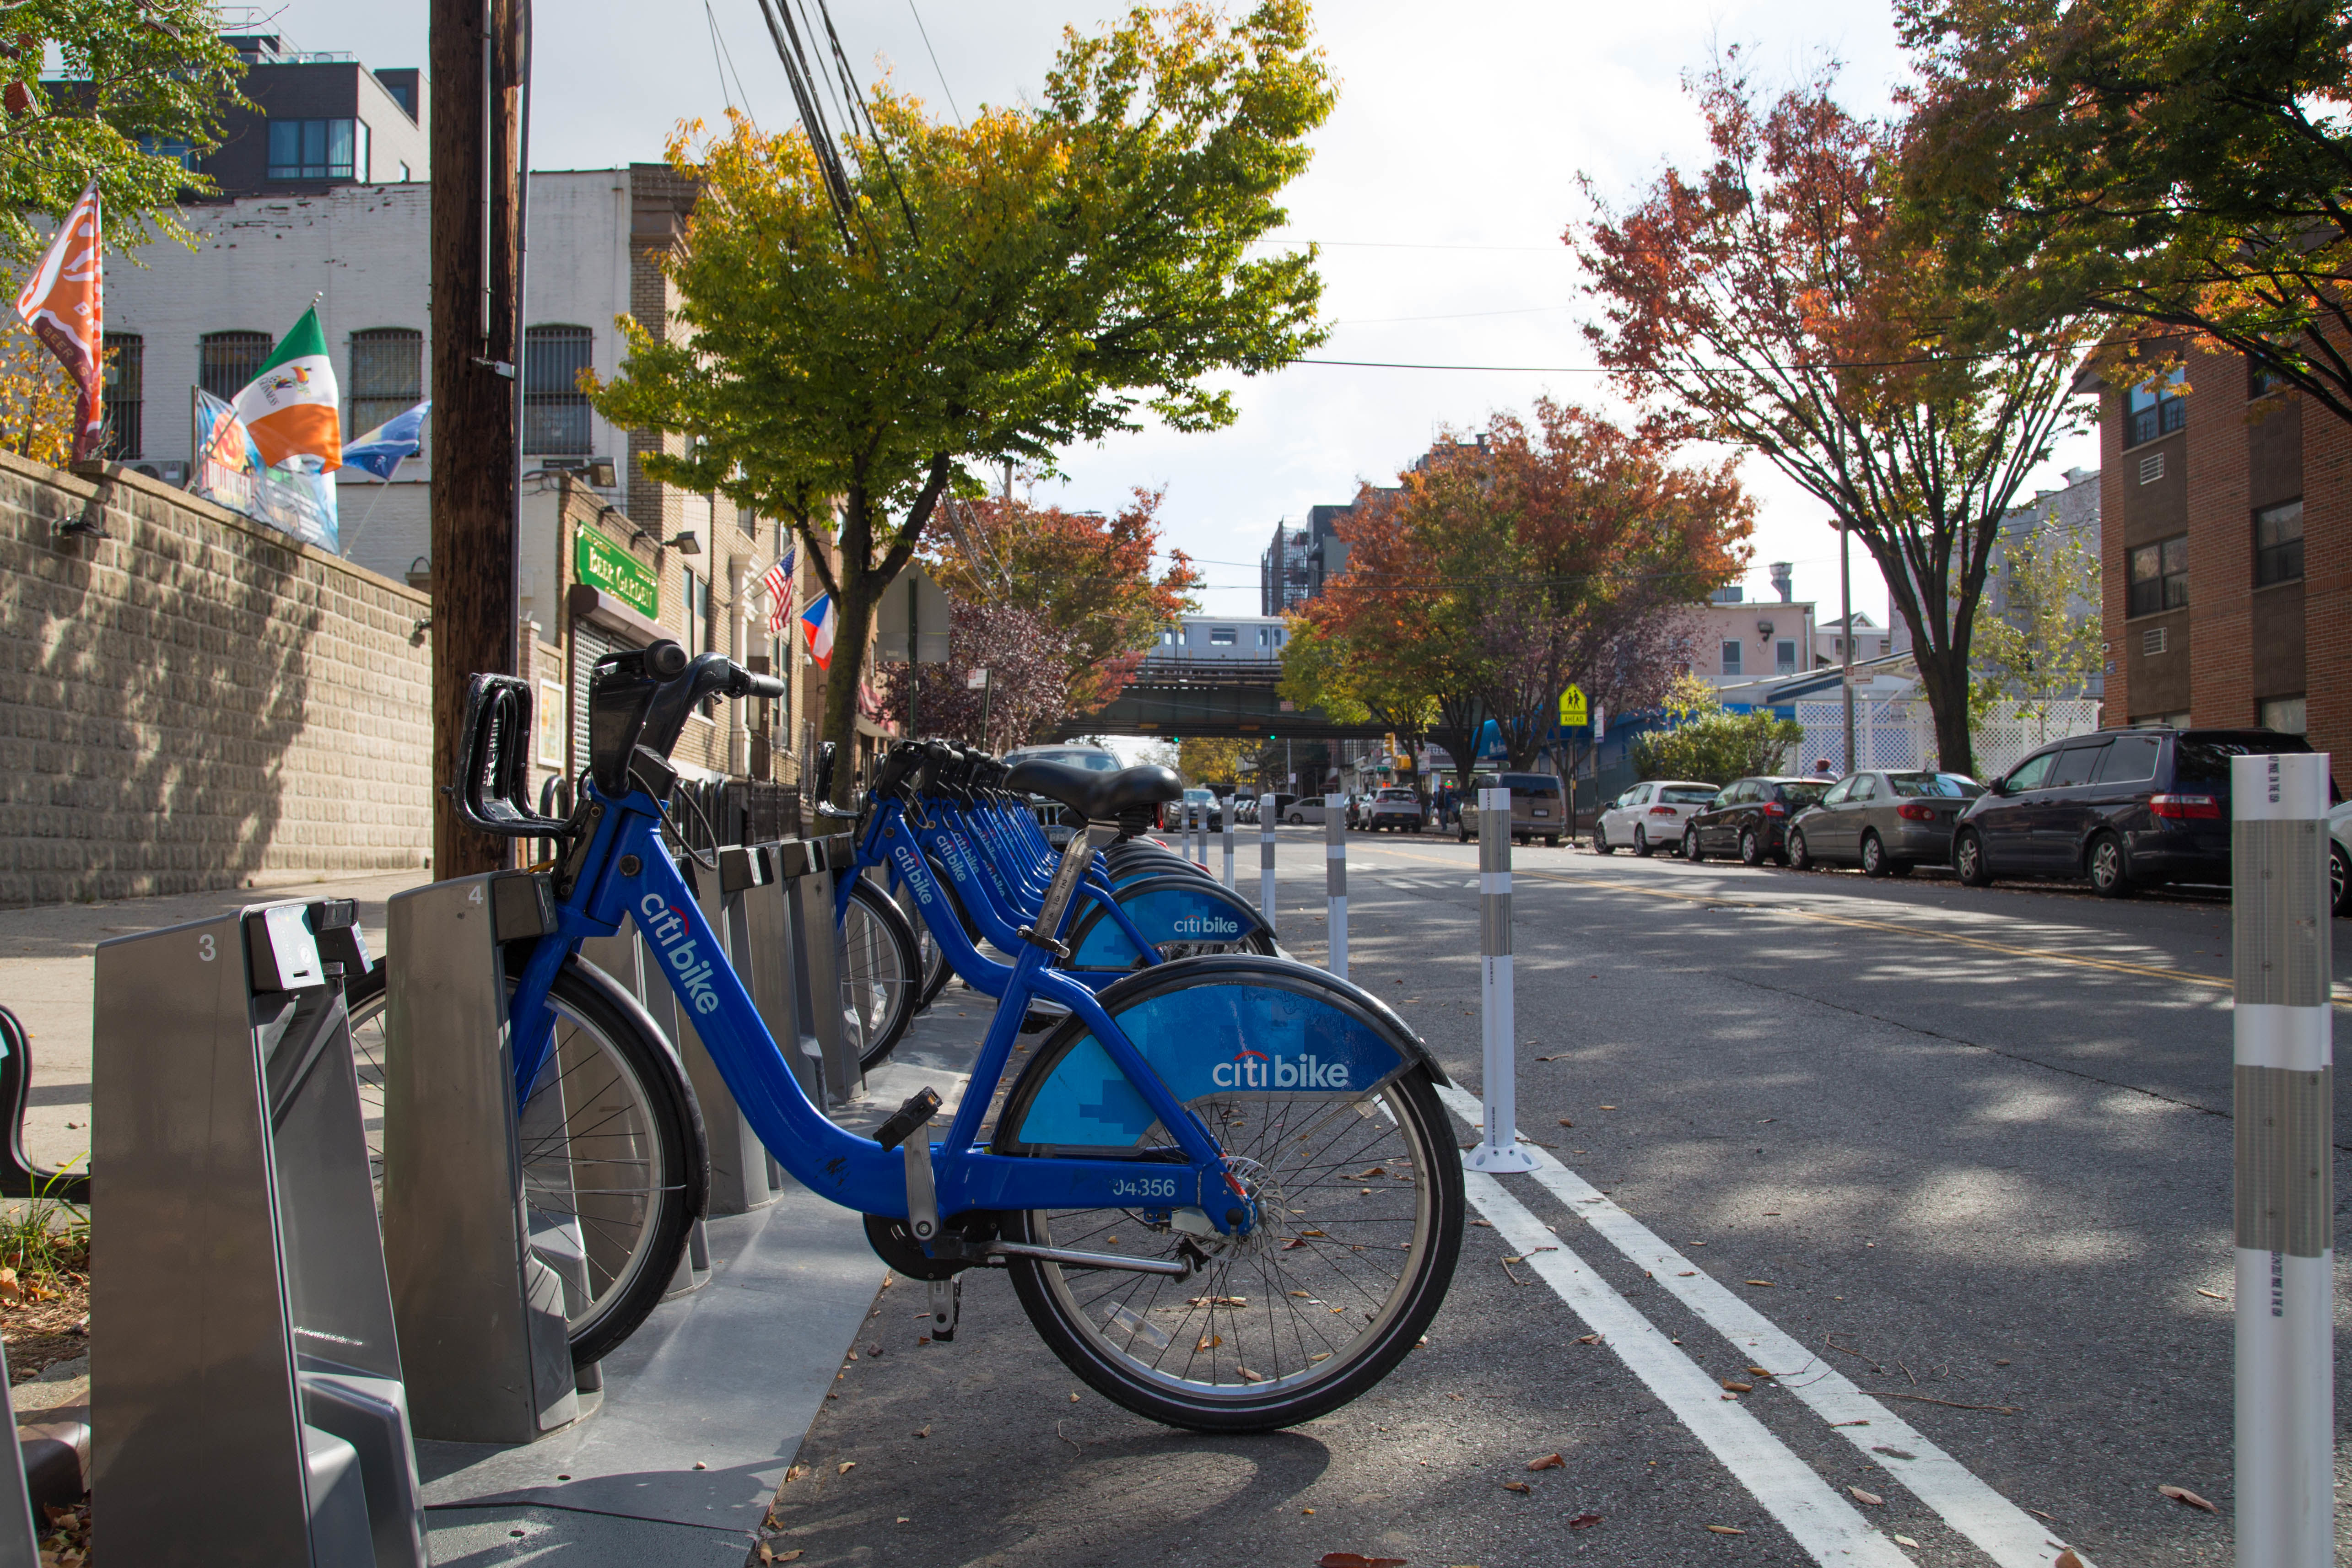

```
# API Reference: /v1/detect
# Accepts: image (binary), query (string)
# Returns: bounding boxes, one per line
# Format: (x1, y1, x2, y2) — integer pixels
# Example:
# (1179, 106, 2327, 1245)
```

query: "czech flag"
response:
(801, 592, 836, 670)
(234, 305, 342, 470)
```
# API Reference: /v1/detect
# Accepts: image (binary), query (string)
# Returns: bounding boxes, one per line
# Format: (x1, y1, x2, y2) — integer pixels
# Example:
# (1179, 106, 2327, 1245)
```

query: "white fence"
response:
(1795, 697, 2101, 781)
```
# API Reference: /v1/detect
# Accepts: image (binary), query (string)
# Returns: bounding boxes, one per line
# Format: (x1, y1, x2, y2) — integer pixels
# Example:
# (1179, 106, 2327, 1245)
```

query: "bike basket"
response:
(453, 674, 571, 839)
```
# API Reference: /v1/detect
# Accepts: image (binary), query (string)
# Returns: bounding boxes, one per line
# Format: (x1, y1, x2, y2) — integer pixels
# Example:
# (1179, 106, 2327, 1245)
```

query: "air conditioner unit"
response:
(131, 460, 189, 487)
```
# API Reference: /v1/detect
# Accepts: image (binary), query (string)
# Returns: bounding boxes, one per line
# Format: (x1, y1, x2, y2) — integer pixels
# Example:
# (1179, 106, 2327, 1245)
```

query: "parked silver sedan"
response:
(1788, 770, 1983, 877)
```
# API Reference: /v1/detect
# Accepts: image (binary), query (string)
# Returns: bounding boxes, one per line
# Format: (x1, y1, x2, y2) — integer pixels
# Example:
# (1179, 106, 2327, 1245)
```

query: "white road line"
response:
(1436, 1084, 2089, 1568)
(1464, 1170, 1915, 1567)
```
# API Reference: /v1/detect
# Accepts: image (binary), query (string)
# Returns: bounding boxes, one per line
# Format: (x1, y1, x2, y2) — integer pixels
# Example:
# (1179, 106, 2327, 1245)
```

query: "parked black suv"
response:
(1951, 727, 2315, 896)
(1682, 776, 1832, 866)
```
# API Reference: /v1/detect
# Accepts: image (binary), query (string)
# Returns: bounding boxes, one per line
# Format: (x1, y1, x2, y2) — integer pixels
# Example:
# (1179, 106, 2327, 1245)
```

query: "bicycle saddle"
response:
(1005, 760, 1181, 823)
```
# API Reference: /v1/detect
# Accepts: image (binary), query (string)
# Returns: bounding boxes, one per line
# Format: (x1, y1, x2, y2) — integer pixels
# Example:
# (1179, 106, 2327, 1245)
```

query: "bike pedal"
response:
(874, 1087, 941, 1152)
(928, 1277, 961, 1343)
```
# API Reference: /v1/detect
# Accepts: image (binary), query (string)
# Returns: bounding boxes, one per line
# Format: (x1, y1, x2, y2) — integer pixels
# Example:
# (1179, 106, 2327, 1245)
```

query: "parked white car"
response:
(1593, 780, 1719, 857)
(1283, 797, 1326, 826)
(2330, 798, 2350, 916)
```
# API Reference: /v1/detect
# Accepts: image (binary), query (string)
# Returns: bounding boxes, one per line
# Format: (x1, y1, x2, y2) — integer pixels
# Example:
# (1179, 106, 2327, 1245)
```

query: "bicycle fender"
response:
(1066, 875, 1269, 968)
(996, 956, 1449, 1154)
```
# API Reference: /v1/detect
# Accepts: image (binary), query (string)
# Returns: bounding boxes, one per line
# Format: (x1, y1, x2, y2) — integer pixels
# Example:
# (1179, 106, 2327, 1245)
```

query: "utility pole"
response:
(1839, 516, 1856, 773)
(430, 0, 527, 877)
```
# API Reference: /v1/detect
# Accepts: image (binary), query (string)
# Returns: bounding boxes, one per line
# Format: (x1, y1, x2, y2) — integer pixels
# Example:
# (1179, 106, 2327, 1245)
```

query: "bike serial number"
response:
(1108, 1175, 1179, 1201)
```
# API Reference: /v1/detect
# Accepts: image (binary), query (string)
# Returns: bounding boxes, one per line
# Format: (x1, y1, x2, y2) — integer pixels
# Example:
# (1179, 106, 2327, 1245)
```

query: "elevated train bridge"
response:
(1048, 655, 1386, 742)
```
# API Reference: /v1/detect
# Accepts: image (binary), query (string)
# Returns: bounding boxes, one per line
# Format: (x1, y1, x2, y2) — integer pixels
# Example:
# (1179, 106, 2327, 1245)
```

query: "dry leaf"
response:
(913, 1425, 931, 1439)
(1237, 1367, 1265, 1382)
(1353, 1167, 1387, 1178)
(1706, 1525, 1746, 1535)
(836, 1461, 856, 1475)
(1599, 1105, 1617, 1110)
(1746, 1365, 1770, 1376)
(1745, 1280, 1775, 1288)
(1195, 1335, 1223, 1352)
(1849, 1487, 1884, 1506)
(2158, 1484, 2217, 1514)
(1568, 1511, 1602, 1529)
(2195, 1288, 2225, 1300)
(1317, 1555, 1406, 1568)
(0, 1268, 19, 1306)
(1894, 1535, 1919, 1549)
(2054, 1552, 2082, 1568)
(1527, 1453, 1565, 1471)
(1574, 1333, 1603, 1345)
(1470, 1218, 1494, 1228)
(1069, 1392, 1081, 1403)
(1557, 1117, 1575, 1126)
(1502, 1479, 1532, 1494)
(1721, 1380, 1753, 1394)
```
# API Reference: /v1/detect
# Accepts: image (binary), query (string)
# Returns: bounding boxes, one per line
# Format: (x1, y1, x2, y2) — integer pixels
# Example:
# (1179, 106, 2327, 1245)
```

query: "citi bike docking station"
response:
(397, 639, 1462, 1443)
(91, 897, 427, 1567)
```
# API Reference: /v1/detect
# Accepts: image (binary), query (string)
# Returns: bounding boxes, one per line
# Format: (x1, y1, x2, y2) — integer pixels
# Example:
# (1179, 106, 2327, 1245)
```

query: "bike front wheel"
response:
(347, 959, 706, 1367)
(995, 1010, 1462, 1431)
(840, 876, 922, 1072)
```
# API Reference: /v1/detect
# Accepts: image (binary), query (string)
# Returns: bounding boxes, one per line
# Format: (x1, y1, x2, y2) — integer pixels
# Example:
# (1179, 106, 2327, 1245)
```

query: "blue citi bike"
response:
(431, 640, 1463, 1430)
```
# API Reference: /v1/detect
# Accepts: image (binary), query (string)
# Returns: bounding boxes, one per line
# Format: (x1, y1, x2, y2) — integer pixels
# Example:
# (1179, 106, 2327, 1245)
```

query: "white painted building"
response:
(100, 168, 659, 610)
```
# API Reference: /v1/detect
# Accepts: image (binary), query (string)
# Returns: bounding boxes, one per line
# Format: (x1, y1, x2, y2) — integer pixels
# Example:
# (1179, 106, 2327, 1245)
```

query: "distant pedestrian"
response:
(1812, 758, 1835, 778)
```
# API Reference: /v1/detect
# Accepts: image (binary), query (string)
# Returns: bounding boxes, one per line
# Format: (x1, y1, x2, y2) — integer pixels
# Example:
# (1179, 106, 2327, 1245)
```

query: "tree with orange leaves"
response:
(1576, 52, 2087, 777)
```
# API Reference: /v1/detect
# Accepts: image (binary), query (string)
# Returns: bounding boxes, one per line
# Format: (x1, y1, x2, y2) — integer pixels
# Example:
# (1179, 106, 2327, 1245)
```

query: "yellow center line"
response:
(1350, 842, 2352, 1008)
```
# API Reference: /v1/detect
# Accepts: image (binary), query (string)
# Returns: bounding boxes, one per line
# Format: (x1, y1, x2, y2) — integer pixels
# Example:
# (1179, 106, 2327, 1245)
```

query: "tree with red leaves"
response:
(873, 597, 1078, 754)
(1575, 52, 2087, 777)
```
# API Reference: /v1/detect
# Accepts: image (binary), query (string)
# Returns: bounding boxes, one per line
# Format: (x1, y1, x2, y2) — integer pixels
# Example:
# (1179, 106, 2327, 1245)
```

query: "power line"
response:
(906, 0, 963, 127)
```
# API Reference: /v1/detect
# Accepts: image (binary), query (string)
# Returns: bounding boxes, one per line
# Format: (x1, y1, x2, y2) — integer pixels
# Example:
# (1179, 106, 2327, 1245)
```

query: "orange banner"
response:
(13, 182, 103, 463)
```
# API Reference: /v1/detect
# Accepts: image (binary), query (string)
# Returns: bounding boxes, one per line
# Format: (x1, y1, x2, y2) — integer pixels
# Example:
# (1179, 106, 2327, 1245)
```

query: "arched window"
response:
(348, 327, 422, 435)
(101, 334, 143, 459)
(523, 324, 593, 455)
(199, 330, 272, 402)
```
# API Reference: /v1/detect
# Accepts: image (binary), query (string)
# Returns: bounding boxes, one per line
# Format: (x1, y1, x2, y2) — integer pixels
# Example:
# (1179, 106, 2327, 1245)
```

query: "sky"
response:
(268, 0, 2101, 626)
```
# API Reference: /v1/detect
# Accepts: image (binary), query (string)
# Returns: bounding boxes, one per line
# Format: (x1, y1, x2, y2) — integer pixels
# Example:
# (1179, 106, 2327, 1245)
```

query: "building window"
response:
(2255, 500, 2303, 587)
(1720, 639, 1742, 676)
(1209, 627, 1236, 646)
(267, 118, 368, 180)
(347, 327, 421, 436)
(2259, 695, 2308, 735)
(1775, 639, 1797, 674)
(100, 334, 142, 460)
(136, 136, 198, 172)
(199, 330, 271, 402)
(2126, 534, 2189, 617)
(523, 325, 593, 455)
(2125, 366, 2187, 447)
(2251, 358, 2290, 399)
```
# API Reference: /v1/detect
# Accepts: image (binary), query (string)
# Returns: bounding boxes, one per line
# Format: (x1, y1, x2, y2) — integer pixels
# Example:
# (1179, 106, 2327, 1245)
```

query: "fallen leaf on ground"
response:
(1527, 1453, 1565, 1471)
(1706, 1525, 1746, 1535)
(1894, 1535, 1918, 1549)
(2158, 1485, 2217, 1513)
(1745, 1280, 1775, 1288)
(1069, 1392, 1080, 1403)
(1237, 1367, 1265, 1382)
(1188, 1295, 1248, 1308)
(836, 1461, 855, 1475)
(1470, 1219, 1494, 1228)
(1849, 1487, 1883, 1506)
(1574, 1333, 1603, 1345)
(912, 1425, 931, 1439)
(2054, 1552, 2082, 1568)
(1721, 1380, 1753, 1394)
(757, 1547, 803, 1564)
(1353, 1167, 1387, 1178)
(1557, 1117, 1575, 1126)
(1195, 1335, 1223, 1352)
(1317, 1555, 1406, 1568)
(1502, 1480, 1532, 1494)
(2195, 1288, 2225, 1300)
(1568, 1512, 1602, 1529)
(1746, 1365, 1770, 1376)
(2028, 1509, 2054, 1520)
(1599, 1105, 1618, 1110)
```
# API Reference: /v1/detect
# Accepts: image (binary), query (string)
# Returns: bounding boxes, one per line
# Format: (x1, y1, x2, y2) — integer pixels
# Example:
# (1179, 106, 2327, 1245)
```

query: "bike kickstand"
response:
(928, 1277, 961, 1343)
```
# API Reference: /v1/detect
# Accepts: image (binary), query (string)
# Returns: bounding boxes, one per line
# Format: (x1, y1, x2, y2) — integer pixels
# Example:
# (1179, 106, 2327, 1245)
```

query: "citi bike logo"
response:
(1212, 1046, 1351, 1090)
(890, 844, 936, 906)
(639, 894, 723, 1015)
(1171, 913, 1241, 938)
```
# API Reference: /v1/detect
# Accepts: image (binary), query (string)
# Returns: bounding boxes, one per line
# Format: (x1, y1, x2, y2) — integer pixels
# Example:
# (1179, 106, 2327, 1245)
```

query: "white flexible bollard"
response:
(1221, 803, 1235, 889)
(1258, 792, 1278, 938)
(1325, 791, 1347, 980)
(2233, 751, 2332, 1568)
(1466, 787, 1536, 1174)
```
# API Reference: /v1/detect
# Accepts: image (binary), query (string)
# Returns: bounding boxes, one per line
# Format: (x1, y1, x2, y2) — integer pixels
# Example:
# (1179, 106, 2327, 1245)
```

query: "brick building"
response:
(2082, 343, 2348, 767)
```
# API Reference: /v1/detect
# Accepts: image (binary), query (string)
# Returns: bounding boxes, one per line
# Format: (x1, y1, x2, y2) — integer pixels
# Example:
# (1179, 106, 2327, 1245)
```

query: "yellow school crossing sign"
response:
(1558, 686, 1588, 728)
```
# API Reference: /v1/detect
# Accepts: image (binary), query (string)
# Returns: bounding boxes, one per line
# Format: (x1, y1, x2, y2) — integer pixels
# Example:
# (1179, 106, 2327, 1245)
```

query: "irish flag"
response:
(234, 306, 342, 470)
(801, 593, 836, 670)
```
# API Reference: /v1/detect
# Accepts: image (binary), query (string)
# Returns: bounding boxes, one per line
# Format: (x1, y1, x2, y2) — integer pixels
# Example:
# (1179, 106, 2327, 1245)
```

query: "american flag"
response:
(761, 546, 796, 636)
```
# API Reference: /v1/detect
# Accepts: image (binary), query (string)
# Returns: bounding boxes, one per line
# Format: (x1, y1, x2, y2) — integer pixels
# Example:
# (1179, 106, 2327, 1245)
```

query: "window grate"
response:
(199, 330, 272, 402)
(2138, 452, 2164, 484)
(100, 334, 143, 459)
(523, 325, 594, 455)
(347, 327, 422, 436)
(2142, 626, 2168, 655)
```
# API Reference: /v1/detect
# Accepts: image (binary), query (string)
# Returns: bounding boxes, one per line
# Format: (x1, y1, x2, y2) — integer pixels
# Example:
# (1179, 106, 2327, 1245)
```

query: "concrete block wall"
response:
(0, 450, 432, 905)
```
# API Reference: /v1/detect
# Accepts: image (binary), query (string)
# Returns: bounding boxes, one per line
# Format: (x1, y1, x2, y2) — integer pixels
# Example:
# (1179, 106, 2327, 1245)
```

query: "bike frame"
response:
(506, 780, 1249, 1234)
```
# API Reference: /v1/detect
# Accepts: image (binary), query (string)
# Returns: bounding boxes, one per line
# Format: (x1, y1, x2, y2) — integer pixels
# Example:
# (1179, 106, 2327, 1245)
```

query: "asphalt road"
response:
(749, 827, 2351, 1568)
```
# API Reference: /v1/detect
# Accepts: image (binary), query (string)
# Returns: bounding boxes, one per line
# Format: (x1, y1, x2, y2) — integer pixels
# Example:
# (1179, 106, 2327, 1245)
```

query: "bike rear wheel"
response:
(347, 960, 705, 1367)
(995, 1037, 1462, 1432)
(841, 877, 922, 1072)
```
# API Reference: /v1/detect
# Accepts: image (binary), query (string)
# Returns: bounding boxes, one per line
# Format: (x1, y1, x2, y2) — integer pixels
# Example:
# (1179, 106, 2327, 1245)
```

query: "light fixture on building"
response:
(666, 531, 701, 555)
(587, 457, 617, 488)
(1756, 620, 1775, 637)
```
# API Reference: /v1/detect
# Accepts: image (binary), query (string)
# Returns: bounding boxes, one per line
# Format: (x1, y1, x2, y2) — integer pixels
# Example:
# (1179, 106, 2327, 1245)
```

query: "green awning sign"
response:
(576, 528, 658, 619)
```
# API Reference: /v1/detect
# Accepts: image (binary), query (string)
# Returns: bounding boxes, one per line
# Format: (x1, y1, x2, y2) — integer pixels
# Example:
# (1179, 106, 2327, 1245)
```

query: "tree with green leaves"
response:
(590, 2, 1332, 802)
(1970, 517, 2102, 740)
(1629, 675, 1804, 787)
(1899, 0, 2352, 424)
(0, 0, 245, 263)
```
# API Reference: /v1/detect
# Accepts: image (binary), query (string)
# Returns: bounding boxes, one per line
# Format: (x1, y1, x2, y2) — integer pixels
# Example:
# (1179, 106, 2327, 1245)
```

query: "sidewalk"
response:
(0, 869, 431, 1174)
